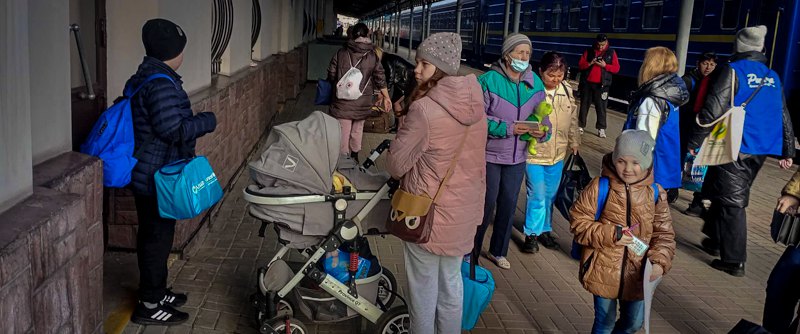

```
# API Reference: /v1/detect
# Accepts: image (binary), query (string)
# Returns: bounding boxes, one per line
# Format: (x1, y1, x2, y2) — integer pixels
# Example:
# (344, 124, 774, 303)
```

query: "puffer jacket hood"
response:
(569, 154, 676, 300)
(346, 39, 374, 54)
(427, 74, 485, 126)
(631, 73, 689, 108)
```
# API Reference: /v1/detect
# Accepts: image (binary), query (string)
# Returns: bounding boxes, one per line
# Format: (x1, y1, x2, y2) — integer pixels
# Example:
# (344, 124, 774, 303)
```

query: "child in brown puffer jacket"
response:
(569, 130, 676, 334)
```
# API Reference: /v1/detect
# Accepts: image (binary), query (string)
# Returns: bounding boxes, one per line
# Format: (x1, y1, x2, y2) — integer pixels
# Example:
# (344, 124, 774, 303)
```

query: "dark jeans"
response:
(474, 162, 526, 258)
(701, 155, 766, 263)
(579, 82, 609, 130)
(134, 194, 177, 303)
(592, 296, 644, 334)
(763, 246, 800, 334)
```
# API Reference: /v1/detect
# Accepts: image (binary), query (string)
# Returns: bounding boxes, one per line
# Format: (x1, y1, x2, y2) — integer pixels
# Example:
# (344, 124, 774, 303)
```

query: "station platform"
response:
(110, 62, 794, 334)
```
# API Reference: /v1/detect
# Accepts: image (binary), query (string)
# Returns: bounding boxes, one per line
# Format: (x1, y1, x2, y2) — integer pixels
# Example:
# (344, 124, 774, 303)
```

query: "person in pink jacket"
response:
(386, 32, 487, 333)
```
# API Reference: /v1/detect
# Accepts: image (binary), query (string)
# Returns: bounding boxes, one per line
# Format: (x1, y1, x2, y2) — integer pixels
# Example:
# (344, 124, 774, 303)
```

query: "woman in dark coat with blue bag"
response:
(127, 19, 217, 326)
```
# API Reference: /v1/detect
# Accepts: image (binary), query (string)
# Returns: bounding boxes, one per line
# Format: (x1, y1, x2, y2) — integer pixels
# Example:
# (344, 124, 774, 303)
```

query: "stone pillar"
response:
(0, 0, 33, 213)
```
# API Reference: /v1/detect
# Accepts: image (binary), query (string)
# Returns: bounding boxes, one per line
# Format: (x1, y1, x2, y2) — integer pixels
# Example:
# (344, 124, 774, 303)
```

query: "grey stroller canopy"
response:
(249, 111, 341, 196)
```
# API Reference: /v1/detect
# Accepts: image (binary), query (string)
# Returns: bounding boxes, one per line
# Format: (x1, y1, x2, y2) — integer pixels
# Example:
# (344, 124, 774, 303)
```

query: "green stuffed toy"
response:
(520, 101, 553, 156)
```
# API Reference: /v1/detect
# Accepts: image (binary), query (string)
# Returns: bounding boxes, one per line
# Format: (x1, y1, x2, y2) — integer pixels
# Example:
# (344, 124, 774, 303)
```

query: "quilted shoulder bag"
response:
(387, 127, 470, 243)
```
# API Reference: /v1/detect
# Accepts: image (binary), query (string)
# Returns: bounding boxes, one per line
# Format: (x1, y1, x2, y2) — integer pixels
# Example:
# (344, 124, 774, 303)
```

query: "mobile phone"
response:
(594, 57, 603, 62)
(513, 120, 541, 131)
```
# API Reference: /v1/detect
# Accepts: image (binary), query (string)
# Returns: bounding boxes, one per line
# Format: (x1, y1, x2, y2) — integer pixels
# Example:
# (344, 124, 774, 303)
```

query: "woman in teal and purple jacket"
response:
(472, 33, 546, 269)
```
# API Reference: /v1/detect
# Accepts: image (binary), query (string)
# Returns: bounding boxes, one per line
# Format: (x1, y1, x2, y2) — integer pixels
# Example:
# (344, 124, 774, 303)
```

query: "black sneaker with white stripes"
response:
(130, 302, 189, 326)
(163, 288, 187, 308)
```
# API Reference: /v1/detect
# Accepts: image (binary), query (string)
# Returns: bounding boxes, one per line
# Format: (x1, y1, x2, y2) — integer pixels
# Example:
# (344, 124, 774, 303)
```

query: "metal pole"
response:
(675, 0, 694, 76)
(425, 0, 432, 38)
(421, 1, 427, 39)
(382, 12, 387, 47)
(395, 1, 401, 52)
(503, 0, 511, 37)
(69, 24, 96, 100)
(409, 3, 415, 59)
(513, 0, 521, 33)
(456, 0, 463, 34)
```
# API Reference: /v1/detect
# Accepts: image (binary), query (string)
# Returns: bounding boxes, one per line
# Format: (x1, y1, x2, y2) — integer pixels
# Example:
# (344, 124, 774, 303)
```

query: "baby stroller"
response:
(244, 111, 408, 333)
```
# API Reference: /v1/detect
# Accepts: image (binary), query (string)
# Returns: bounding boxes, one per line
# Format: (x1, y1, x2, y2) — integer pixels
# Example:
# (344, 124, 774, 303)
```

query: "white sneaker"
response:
(579, 127, 584, 134)
(599, 129, 607, 138)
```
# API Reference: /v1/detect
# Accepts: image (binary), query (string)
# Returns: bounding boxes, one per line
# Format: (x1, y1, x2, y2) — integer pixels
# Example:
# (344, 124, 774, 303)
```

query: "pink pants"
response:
(338, 118, 365, 154)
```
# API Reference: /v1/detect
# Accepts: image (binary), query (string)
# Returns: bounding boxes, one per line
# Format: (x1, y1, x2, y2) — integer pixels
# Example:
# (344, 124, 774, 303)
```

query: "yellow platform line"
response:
(104, 300, 135, 334)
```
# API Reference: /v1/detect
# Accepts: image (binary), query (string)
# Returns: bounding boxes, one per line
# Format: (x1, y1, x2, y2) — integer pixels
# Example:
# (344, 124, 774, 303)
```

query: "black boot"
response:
(522, 234, 539, 253)
(350, 151, 359, 163)
(710, 259, 745, 277)
(700, 238, 720, 257)
(683, 195, 706, 217)
(537, 232, 558, 250)
(667, 188, 679, 204)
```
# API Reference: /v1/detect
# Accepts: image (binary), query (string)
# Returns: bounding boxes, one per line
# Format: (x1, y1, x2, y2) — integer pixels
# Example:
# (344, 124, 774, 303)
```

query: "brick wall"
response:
(107, 44, 308, 252)
(0, 152, 104, 334)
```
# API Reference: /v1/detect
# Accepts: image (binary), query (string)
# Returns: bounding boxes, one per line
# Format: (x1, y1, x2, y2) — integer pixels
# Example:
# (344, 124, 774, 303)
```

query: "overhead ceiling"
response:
(333, 0, 422, 19)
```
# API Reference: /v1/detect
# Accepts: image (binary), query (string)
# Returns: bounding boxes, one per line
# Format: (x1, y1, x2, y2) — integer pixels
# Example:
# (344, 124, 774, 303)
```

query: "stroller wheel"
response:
(373, 305, 410, 334)
(267, 318, 308, 334)
(253, 299, 294, 328)
(377, 267, 397, 309)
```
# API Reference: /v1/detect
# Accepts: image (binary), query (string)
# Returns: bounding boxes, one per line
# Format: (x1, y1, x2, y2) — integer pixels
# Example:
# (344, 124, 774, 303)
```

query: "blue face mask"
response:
(510, 57, 529, 72)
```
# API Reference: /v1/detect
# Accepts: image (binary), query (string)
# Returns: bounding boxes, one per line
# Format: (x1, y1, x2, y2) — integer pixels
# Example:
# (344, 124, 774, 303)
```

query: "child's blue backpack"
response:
(80, 74, 175, 187)
(570, 176, 660, 260)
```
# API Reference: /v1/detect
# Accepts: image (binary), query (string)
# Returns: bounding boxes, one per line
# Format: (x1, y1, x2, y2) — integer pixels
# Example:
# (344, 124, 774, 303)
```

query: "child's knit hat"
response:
(416, 32, 462, 76)
(613, 130, 655, 169)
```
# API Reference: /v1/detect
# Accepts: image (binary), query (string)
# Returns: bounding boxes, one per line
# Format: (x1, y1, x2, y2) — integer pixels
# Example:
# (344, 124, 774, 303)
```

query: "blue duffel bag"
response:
(155, 156, 223, 220)
(461, 253, 495, 330)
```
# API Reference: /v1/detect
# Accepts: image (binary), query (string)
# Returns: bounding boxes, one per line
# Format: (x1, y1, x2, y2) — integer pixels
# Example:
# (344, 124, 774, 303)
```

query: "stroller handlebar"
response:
(361, 139, 391, 170)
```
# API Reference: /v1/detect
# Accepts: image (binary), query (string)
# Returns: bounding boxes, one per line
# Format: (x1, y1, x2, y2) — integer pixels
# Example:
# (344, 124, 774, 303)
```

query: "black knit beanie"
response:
(142, 18, 187, 61)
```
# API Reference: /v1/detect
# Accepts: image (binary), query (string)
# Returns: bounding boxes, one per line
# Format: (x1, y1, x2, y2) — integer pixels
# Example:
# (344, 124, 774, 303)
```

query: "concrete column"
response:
(503, 0, 510, 37)
(456, 0, 462, 34)
(408, 4, 414, 59)
(0, 0, 33, 213)
(220, 0, 252, 75)
(425, 1, 431, 38)
(513, 0, 521, 33)
(159, 0, 212, 93)
(675, 0, 694, 76)
(279, 0, 291, 52)
(30, 0, 71, 164)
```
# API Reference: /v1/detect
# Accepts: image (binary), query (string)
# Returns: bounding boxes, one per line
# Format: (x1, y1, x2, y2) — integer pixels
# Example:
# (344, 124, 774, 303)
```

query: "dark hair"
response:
(539, 51, 568, 74)
(350, 23, 369, 40)
(698, 51, 718, 62)
(596, 33, 608, 42)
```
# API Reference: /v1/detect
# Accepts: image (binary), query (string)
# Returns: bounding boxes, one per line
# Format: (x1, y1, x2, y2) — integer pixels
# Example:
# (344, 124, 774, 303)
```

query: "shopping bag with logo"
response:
(335, 52, 372, 101)
(681, 153, 707, 192)
(461, 251, 495, 330)
(694, 69, 765, 166)
(155, 156, 223, 220)
(387, 129, 468, 243)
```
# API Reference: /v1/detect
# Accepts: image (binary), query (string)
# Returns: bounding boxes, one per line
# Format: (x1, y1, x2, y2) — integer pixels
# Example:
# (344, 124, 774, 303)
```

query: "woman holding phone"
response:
(521, 51, 581, 253)
(473, 33, 546, 269)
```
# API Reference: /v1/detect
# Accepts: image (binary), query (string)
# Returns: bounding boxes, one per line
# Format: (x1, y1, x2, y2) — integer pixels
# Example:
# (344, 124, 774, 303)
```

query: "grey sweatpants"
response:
(403, 242, 463, 334)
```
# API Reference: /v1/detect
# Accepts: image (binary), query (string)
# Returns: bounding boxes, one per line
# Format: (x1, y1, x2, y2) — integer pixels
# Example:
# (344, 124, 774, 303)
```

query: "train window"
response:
(552, 3, 563, 30)
(523, 10, 533, 31)
(691, 0, 705, 29)
(536, 4, 546, 30)
(569, 0, 581, 30)
(589, 0, 603, 30)
(642, 0, 663, 30)
(721, 0, 741, 30)
(613, 0, 630, 30)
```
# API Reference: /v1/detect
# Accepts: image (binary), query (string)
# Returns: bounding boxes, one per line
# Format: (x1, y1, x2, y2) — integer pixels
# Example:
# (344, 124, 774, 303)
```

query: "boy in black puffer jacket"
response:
(128, 18, 217, 326)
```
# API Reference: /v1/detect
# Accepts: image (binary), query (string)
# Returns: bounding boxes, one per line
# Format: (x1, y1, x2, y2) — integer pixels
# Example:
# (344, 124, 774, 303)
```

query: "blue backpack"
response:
(570, 177, 660, 259)
(80, 74, 175, 187)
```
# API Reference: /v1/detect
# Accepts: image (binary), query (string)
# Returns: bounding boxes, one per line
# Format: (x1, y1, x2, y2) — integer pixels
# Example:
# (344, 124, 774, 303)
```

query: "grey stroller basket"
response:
(243, 111, 409, 334)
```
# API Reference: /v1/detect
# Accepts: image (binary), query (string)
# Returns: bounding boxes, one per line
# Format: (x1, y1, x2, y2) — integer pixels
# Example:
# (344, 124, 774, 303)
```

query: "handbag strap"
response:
(431, 127, 471, 204)
(697, 68, 768, 129)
